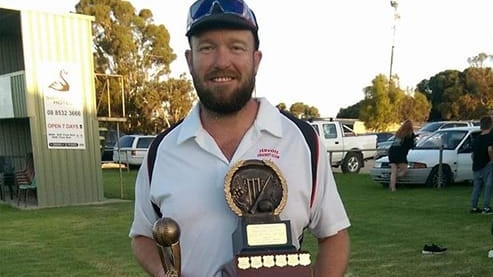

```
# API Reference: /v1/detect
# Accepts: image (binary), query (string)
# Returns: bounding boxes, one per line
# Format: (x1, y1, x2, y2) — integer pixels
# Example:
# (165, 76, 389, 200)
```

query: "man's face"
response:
(186, 29, 262, 114)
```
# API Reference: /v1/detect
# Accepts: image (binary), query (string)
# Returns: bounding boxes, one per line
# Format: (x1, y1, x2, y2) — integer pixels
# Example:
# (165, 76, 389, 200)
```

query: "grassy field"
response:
(1, 169, 493, 276)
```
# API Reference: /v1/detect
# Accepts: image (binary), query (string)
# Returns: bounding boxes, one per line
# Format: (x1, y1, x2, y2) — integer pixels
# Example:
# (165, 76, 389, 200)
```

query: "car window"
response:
(322, 123, 337, 139)
(136, 137, 155, 148)
(443, 123, 468, 128)
(458, 132, 479, 153)
(118, 136, 135, 148)
(419, 122, 443, 132)
(416, 130, 467, 150)
(444, 131, 467, 148)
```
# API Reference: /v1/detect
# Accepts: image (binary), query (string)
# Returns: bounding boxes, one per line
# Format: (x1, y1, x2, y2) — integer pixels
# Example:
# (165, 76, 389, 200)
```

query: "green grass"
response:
(1, 169, 493, 276)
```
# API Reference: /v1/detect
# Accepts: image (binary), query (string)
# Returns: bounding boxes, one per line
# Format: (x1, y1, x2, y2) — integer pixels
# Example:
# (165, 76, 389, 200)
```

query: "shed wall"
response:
(18, 10, 103, 207)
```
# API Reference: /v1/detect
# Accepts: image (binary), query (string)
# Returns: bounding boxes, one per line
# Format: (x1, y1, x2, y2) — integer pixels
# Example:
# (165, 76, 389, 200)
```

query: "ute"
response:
(309, 119, 377, 173)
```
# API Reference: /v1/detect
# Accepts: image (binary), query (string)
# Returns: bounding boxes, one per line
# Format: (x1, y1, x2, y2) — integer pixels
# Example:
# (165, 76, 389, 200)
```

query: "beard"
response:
(191, 69, 256, 115)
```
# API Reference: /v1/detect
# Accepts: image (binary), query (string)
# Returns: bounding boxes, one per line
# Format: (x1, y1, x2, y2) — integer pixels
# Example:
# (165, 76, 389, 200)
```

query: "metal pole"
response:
(117, 122, 125, 198)
(437, 144, 443, 188)
(389, 1, 399, 87)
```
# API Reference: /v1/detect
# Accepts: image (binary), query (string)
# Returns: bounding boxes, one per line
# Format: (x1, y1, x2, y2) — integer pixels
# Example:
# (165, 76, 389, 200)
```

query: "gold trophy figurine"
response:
(152, 217, 181, 277)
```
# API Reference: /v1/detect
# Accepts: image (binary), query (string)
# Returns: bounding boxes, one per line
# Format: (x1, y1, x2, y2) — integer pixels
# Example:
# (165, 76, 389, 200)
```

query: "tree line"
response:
(75, 0, 493, 134)
(338, 53, 493, 131)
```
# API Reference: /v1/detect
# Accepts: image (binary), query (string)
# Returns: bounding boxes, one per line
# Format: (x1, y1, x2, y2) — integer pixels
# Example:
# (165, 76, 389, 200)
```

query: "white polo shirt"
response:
(129, 97, 350, 277)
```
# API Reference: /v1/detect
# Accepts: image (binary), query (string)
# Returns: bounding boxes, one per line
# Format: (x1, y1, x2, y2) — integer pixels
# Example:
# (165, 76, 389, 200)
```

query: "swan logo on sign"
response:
(41, 63, 85, 150)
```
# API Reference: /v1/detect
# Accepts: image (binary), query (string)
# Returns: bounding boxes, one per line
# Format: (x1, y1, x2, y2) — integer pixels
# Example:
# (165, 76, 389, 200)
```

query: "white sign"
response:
(41, 63, 85, 149)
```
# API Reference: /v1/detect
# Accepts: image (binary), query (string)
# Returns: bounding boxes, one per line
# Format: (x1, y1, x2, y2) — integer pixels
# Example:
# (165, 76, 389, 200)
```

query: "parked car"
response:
(415, 120, 476, 142)
(113, 134, 156, 168)
(370, 126, 480, 188)
(375, 132, 394, 144)
(375, 120, 476, 159)
(375, 135, 395, 159)
(309, 119, 377, 173)
(100, 129, 126, 162)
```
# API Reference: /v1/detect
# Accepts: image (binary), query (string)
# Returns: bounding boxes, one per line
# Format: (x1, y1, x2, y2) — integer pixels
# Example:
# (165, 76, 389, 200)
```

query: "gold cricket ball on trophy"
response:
(152, 217, 181, 247)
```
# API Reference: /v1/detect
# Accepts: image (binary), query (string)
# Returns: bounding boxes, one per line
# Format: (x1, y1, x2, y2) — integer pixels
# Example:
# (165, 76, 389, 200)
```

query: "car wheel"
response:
(425, 165, 452, 188)
(341, 152, 362, 174)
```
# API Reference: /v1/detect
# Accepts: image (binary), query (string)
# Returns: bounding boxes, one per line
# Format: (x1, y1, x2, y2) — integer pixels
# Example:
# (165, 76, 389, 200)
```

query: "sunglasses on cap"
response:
(186, 0, 258, 34)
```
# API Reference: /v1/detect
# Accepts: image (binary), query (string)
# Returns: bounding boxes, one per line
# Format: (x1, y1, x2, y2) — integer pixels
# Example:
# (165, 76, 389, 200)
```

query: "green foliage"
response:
(336, 100, 363, 119)
(410, 91, 431, 122)
(289, 102, 320, 119)
(418, 66, 493, 121)
(359, 74, 432, 131)
(276, 102, 287, 111)
(359, 74, 395, 131)
(76, 0, 195, 134)
(348, 52, 493, 125)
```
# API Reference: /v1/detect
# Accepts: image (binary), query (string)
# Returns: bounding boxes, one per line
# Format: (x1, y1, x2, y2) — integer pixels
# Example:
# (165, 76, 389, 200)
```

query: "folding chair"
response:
(17, 177, 37, 207)
(15, 153, 36, 207)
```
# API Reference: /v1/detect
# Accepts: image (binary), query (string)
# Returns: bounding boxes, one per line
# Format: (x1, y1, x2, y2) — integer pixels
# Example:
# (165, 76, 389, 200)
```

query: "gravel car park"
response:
(370, 126, 480, 188)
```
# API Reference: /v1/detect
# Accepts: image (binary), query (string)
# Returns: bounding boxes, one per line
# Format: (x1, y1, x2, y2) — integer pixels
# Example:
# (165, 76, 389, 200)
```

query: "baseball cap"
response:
(186, 0, 259, 47)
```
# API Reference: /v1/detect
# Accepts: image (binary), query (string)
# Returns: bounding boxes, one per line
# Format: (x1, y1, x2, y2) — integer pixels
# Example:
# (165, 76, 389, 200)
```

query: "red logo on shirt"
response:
(257, 148, 280, 159)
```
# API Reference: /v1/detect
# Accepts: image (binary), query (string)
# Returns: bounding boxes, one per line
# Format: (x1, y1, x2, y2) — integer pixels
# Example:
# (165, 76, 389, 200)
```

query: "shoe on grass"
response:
(422, 244, 447, 255)
(470, 207, 481, 213)
(482, 207, 493, 214)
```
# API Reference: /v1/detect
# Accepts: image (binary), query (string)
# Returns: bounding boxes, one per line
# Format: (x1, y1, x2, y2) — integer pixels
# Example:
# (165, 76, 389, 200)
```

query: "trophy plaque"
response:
(224, 159, 312, 277)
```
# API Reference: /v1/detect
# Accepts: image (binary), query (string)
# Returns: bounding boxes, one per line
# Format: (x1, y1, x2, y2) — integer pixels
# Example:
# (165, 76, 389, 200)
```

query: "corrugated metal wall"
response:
(16, 10, 104, 207)
(10, 72, 28, 117)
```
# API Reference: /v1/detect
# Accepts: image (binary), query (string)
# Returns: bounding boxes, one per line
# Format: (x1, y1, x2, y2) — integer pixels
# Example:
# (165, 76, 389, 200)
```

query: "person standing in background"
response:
(470, 115, 493, 214)
(388, 119, 416, 191)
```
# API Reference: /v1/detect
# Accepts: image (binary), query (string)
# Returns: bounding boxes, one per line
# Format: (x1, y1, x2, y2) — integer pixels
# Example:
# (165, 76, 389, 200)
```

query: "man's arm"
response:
(313, 228, 350, 277)
(132, 235, 165, 277)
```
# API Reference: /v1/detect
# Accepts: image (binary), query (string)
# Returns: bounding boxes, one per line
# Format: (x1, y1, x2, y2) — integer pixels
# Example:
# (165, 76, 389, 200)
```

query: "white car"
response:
(414, 120, 476, 142)
(370, 126, 480, 188)
(112, 134, 156, 168)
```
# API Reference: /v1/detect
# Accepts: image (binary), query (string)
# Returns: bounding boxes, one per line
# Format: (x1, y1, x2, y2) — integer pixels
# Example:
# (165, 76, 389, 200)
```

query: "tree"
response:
(417, 63, 493, 121)
(276, 102, 287, 111)
(389, 90, 430, 124)
(289, 102, 320, 119)
(127, 74, 196, 134)
(337, 101, 363, 119)
(359, 74, 431, 131)
(467, 52, 492, 68)
(410, 91, 431, 123)
(417, 70, 464, 121)
(75, 0, 195, 133)
(359, 74, 394, 131)
(463, 67, 493, 117)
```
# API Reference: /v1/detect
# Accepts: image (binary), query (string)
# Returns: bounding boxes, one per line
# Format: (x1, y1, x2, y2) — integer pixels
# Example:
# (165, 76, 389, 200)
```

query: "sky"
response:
(2, 0, 493, 117)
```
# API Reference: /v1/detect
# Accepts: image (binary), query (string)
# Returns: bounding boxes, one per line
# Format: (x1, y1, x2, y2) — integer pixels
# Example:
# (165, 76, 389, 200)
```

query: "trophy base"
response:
(234, 251, 312, 277)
